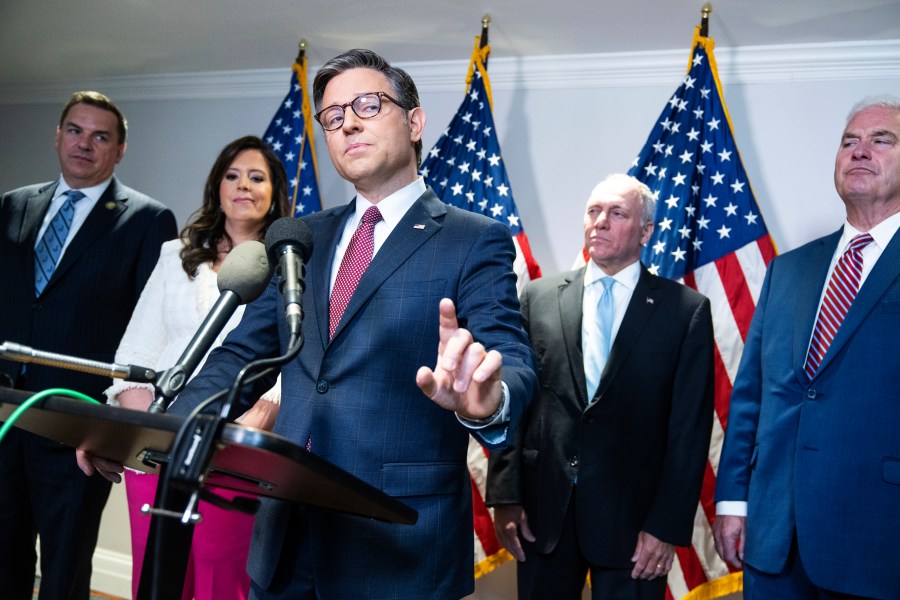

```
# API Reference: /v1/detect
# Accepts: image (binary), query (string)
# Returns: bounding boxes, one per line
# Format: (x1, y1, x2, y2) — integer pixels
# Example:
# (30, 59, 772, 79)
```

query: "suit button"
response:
(316, 379, 328, 394)
(569, 457, 578, 468)
(807, 388, 817, 399)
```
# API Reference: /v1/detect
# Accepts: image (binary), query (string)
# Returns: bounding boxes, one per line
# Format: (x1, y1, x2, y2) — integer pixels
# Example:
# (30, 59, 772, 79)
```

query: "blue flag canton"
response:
(630, 44, 769, 280)
(420, 70, 523, 236)
(263, 73, 322, 217)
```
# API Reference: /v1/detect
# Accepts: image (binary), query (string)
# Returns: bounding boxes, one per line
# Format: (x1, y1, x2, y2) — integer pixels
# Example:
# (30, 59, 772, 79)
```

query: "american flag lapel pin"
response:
(413, 224, 426, 230)
(646, 297, 654, 304)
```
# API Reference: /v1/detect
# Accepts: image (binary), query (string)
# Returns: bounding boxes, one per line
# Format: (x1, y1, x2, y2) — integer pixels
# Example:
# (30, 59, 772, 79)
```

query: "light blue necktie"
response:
(585, 276, 616, 400)
(34, 189, 85, 296)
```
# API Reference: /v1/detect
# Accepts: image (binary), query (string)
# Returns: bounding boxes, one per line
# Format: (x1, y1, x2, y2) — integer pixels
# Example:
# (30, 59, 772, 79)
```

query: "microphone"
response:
(148, 240, 271, 413)
(0, 341, 156, 382)
(264, 218, 314, 339)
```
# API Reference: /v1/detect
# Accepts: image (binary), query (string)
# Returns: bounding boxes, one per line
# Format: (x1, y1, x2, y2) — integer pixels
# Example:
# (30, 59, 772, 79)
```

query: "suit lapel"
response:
(792, 230, 841, 383)
(328, 190, 446, 343)
(557, 268, 588, 405)
(20, 184, 56, 244)
(594, 266, 660, 401)
(19, 184, 56, 291)
(814, 227, 900, 378)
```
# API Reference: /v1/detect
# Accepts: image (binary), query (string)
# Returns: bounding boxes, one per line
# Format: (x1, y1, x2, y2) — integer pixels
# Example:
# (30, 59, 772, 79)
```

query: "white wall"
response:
(3, 39, 899, 598)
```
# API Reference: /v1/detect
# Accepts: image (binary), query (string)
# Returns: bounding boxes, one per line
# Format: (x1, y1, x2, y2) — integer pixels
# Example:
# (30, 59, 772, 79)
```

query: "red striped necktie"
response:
(803, 232, 874, 379)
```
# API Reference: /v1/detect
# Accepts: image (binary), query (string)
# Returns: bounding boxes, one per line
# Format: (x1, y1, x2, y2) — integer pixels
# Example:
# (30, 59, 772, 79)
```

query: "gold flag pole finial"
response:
(297, 38, 308, 61)
(700, 3, 712, 38)
(480, 14, 491, 68)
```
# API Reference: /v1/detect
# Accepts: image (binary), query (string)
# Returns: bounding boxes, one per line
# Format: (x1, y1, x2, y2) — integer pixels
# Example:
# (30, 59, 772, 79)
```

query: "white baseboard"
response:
(91, 548, 133, 600)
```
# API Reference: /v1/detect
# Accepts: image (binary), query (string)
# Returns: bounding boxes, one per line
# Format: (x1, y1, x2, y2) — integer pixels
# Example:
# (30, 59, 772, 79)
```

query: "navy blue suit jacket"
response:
(0, 177, 176, 398)
(715, 227, 900, 600)
(173, 189, 536, 599)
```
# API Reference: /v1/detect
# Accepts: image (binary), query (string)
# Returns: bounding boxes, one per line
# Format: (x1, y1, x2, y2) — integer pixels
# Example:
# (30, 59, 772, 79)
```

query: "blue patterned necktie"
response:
(34, 189, 85, 296)
(585, 276, 616, 400)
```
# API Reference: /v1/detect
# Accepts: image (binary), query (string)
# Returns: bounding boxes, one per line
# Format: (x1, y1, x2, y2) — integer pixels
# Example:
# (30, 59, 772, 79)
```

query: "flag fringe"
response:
(289, 55, 320, 214)
(474, 548, 513, 579)
(682, 571, 743, 600)
(467, 37, 493, 109)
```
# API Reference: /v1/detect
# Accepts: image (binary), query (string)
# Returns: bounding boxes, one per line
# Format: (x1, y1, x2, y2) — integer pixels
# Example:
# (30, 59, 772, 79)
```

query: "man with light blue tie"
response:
(713, 96, 900, 600)
(0, 90, 176, 599)
(487, 174, 715, 599)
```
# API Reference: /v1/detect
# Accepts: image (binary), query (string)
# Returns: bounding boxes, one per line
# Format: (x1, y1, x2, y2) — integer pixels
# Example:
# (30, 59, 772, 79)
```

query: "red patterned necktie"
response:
(329, 206, 383, 339)
(803, 232, 874, 379)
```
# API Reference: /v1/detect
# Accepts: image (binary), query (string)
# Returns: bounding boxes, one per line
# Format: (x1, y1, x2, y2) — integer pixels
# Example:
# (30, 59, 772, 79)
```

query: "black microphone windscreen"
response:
(217, 240, 271, 303)
(264, 217, 314, 263)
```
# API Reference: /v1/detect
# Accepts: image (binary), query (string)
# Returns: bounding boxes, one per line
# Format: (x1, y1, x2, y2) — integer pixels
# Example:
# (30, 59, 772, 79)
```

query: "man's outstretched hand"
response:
(416, 298, 503, 420)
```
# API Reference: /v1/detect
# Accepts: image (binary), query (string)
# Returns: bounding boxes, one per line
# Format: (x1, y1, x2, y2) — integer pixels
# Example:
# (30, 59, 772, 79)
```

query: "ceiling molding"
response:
(2, 39, 898, 105)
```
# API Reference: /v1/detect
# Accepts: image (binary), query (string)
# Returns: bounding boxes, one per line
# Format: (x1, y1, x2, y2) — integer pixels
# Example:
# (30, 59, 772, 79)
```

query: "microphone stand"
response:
(138, 327, 304, 600)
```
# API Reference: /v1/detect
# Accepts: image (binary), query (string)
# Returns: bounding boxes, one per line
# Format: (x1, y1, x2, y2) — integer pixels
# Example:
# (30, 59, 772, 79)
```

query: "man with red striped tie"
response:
(714, 95, 900, 600)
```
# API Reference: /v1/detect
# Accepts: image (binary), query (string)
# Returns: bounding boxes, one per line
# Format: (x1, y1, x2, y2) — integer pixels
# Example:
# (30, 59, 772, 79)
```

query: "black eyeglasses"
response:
(314, 91, 405, 131)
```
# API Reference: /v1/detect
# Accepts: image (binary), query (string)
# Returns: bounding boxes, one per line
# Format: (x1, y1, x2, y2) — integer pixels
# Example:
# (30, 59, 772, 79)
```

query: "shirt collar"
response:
(839, 210, 900, 252)
(56, 175, 114, 204)
(353, 178, 425, 229)
(584, 258, 641, 292)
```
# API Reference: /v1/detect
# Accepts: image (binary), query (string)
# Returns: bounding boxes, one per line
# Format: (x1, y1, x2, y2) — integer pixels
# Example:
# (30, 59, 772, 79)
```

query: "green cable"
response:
(0, 388, 100, 445)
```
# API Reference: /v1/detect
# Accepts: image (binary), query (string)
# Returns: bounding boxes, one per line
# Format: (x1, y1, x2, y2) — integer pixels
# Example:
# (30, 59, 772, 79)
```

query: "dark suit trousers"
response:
(249, 505, 316, 600)
(0, 428, 111, 600)
(518, 492, 667, 600)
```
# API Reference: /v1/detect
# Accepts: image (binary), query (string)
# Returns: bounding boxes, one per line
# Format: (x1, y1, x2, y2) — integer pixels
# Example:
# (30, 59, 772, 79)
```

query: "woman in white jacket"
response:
(106, 135, 288, 600)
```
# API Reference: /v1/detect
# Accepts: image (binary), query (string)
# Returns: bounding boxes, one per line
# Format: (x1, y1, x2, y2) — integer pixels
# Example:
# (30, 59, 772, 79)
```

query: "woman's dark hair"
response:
(180, 135, 290, 277)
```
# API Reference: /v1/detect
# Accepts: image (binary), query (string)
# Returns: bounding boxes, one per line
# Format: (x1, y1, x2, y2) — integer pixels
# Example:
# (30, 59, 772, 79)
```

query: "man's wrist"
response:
(456, 382, 509, 428)
(715, 500, 747, 517)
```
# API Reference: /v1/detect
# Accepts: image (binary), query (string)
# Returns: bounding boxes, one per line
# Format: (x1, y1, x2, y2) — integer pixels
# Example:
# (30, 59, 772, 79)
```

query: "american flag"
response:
(263, 51, 322, 217)
(419, 39, 541, 577)
(628, 28, 775, 600)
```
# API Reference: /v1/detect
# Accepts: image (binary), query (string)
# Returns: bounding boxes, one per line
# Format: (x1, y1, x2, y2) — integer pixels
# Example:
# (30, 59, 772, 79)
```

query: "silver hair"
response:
(596, 173, 657, 226)
(846, 95, 900, 123)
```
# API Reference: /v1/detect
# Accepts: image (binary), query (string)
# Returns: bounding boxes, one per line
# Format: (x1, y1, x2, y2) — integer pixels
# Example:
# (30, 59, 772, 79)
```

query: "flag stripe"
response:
(735, 237, 771, 302)
(692, 262, 745, 385)
(714, 253, 756, 341)
(676, 543, 709, 591)
(707, 357, 731, 469)
(668, 554, 690, 599)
